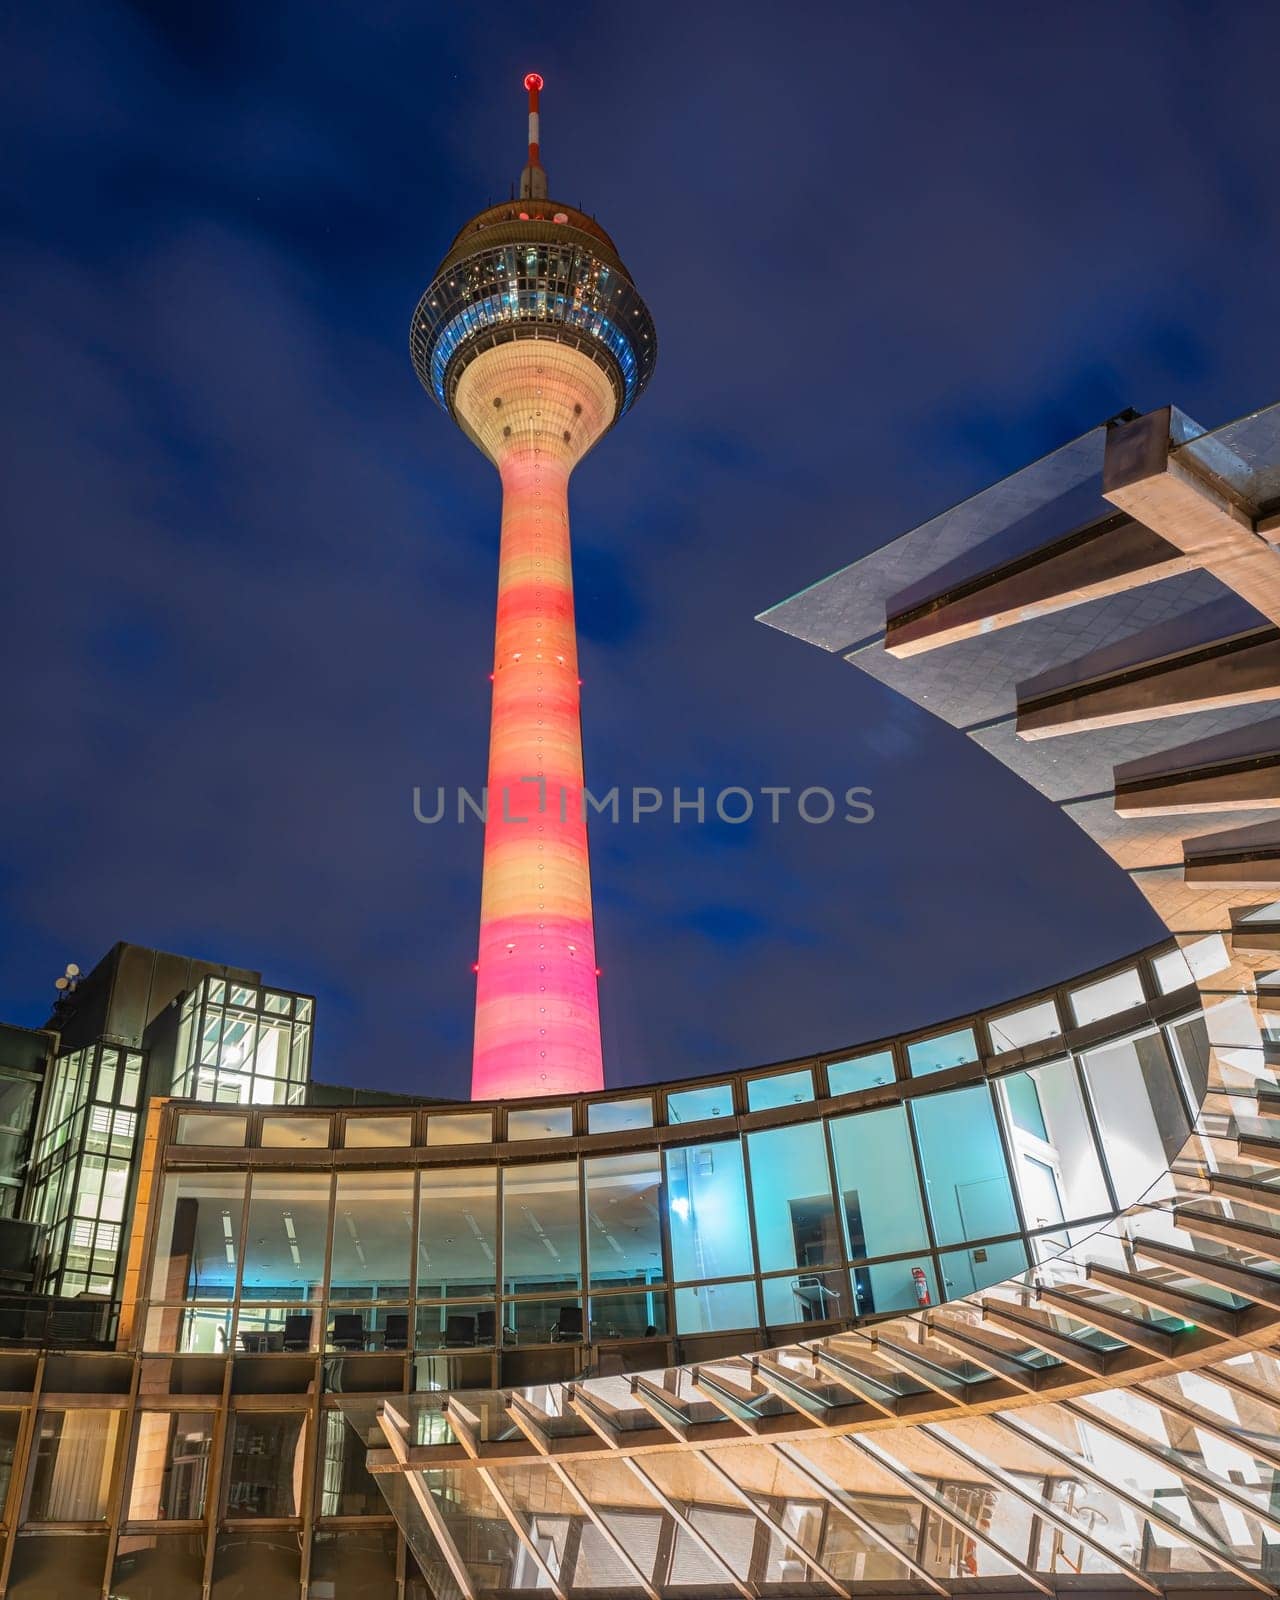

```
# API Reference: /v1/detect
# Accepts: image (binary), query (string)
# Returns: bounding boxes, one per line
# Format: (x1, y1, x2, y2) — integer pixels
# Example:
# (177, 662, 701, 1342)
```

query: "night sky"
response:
(4, 2, 1279, 1099)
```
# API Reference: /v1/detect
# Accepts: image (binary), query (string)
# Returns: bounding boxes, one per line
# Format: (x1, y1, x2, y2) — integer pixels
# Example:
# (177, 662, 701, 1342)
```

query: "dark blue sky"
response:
(4, 1, 1278, 1098)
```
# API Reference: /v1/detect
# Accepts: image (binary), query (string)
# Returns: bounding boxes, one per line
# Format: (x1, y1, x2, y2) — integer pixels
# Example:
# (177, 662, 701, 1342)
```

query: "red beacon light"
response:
(523, 72, 544, 92)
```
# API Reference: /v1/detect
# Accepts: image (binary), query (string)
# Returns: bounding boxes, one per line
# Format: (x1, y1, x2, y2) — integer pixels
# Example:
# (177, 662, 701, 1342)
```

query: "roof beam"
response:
(1017, 626, 1280, 741)
(1084, 1260, 1243, 1336)
(1104, 407, 1280, 627)
(884, 510, 1190, 658)
(1115, 749, 1280, 817)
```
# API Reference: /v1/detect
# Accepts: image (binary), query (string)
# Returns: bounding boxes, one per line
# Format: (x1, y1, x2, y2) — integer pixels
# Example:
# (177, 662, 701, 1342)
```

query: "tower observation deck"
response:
(411, 75, 656, 1100)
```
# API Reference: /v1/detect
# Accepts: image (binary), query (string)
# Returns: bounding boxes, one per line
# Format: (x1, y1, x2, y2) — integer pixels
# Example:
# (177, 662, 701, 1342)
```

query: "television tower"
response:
(411, 75, 656, 1100)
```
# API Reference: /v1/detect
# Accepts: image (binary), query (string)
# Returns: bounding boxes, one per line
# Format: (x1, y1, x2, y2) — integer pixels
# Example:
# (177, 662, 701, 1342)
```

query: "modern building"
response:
(3, 67, 1280, 1600)
(410, 74, 656, 1101)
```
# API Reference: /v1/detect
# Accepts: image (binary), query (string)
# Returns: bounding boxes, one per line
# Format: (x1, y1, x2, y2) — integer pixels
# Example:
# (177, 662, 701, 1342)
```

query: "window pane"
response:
(148, 1171, 245, 1304)
(508, 1106, 573, 1141)
(1069, 967, 1144, 1027)
(506, 1296, 582, 1346)
(128, 1412, 214, 1521)
(665, 1083, 733, 1125)
(260, 1114, 330, 1148)
(502, 1162, 581, 1294)
(426, 1111, 492, 1146)
(1080, 1031, 1189, 1205)
(586, 1096, 653, 1134)
(344, 1115, 413, 1148)
(1167, 1013, 1211, 1108)
(745, 1068, 813, 1112)
(1152, 946, 1195, 994)
(317, 1411, 383, 1517)
(211, 1531, 300, 1598)
(995, 1059, 1110, 1227)
(415, 1301, 497, 1349)
(225, 1414, 306, 1518)
(330, 1170, 413, 1301)
(0, 1409, 20, 1514)
(939, 1238, 1028, 1298)
(762, 1268, 846, 1327)
(911, 1084, 1020, 1247)
(851, 1255, 939, 1316)
(8, 1535, 110, 1600)
(825, 1051, 895, 1095)
(585, 1151, 664, 1288)
(746, 1123, 838, 1273)
(176, 1112, 247, 1146)
(111, 1533, 206, 1600)
(665, 1140, 753, 1282)
(589, 1290, 668, 1341)
(310, 1529, 399, 1600)
(28, 1410, 121, 1520)
(986, 1000, 1060, 1053)
(418, 1166, 497, 1298)
(829, 1104, 930, 1260)
(907, 1027, 977, 1077)
(674, 1280, 757, 1334)
(242, 1172, 329, 1301)
(235, 1304, 319, 1354)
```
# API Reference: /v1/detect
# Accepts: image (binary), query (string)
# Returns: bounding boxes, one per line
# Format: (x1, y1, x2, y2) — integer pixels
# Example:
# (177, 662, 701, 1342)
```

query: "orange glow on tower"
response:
(410, 77, 656, 1098)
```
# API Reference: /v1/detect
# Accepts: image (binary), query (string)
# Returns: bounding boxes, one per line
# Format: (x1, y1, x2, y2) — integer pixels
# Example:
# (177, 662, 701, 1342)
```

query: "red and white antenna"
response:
(519, 71, 548, 201)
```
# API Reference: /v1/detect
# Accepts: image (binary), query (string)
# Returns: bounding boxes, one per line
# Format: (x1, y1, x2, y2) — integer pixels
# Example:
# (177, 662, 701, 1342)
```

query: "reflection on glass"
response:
(318, 1411, 383, 1517)
(585, 1151, 664, 1288)
(907, 1027, 977, 1076)
(148, 1170, 245, 1304)
(996, 1059, 1110, 1229)
(111, 1533, 207, 1600)
(225, 1413, 306, 1518)
(418, 1166, 497, 1298)
(28, 1409, 121, 1521)
(746, 1123, 838, 1273)
(310, 1529, 399, 1599)
(911, 1083, 1020, 1246)
(829, 1104, 930, 1261)
(144, 1303, 234, 1356)
(745, 1068, 813, 1111)
(987, 999, 1060, 1053)
(587, 1096, 653, 1134)
(665, 1083, 733, 1124)
(426, 1111, 492, 1145)
(1167, 1014, 1211, 1109)
(502, 1162, 581, 1294)
(175, 1113, 247, 1146)
(1081, 1031, 1189, 1203)
(1069, 967, 1144, 1027)
(241, 1172, 329, 1301)
(0, 1408, 20, 1517)
(674, 1280, 758, 1334)
(128, 1413, 214, 1521)
(665, 1140, 754, 1282)
(939, 1238, 1028, 1297)
(508, 1106, 573, 1140)
(344, 1115, 413, 1148)
(826, 1051, 895, 1095)
(260, 1114, 330, 1148)
(330, 1170, 413, 1301)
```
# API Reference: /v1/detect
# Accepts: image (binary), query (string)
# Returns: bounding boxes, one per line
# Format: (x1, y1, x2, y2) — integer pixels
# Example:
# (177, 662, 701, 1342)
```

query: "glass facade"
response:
(25, 1042, 142, 1296)
(172, 978, 311, 1107)
(411, 238, 658, 416)
(137, 1004, 1208, 1361)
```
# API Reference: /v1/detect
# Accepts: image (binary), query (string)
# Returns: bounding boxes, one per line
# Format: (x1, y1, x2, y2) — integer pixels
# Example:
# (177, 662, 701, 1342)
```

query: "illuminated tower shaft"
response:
(411, 74, 656, 1099)
(457, 343, 615, 1096)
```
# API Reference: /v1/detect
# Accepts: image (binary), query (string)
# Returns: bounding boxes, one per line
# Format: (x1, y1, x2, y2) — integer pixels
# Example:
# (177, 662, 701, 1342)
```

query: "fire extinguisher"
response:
(911, 1267, 931, 1307)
